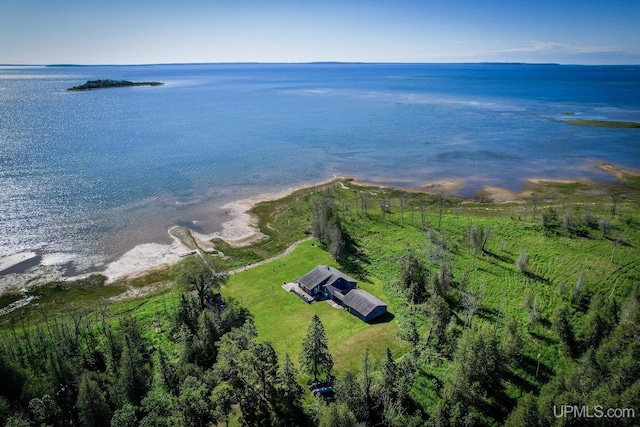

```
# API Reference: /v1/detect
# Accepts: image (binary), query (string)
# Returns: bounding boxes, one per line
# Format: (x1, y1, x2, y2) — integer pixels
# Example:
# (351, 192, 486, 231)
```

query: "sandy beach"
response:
(0, 251, 39, 274)
(99, 176, 344, 283)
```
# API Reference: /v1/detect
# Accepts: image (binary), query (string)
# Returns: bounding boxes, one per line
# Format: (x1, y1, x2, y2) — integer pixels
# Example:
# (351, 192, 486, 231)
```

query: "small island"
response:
(67, 79, 164, 91)
(565, 119, 640, 128)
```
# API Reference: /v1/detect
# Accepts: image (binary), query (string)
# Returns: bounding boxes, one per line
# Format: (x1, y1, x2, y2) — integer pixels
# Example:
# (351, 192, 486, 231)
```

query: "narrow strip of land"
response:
(227, 237, 313, 275)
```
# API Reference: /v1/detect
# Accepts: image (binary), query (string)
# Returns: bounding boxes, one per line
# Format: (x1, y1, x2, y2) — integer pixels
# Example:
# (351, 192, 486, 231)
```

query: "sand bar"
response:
(0, 251, 38, 273)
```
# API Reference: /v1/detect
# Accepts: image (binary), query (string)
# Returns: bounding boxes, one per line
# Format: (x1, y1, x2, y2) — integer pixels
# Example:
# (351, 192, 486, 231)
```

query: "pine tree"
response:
(299, 315, 333, 382)
(118, 335, 151, 406)
(279, 353, 304, 403)
(398, 250, 429, 303)
(76, 373, 112, 427)
(380, 347, 397, 401)
(335, 370, 367, 422)
(553, 304, 576, 358)
(110, 403, 138, 427)
(210, 383, 234, 427)
(275, 354, 305, 426)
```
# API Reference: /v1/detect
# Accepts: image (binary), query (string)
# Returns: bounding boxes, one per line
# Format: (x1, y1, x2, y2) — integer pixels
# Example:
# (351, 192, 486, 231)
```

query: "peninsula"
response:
(67, 79, 164, 91)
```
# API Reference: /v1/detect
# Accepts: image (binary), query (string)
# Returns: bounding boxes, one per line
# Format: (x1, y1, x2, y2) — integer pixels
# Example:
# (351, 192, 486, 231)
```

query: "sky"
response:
(1, 0, 639, 65)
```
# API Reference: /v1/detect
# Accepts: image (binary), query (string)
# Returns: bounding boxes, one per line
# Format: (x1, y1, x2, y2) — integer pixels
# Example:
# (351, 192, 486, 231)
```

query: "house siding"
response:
(365, 306, 387, 322)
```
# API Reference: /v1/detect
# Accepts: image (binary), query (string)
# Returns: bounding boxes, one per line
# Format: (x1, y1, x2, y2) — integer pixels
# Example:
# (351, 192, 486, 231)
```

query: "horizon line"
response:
(2, 61, 640, 68)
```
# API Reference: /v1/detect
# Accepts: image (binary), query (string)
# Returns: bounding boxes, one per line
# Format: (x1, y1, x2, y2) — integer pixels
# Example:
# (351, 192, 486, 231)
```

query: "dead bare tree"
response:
(461, 285, 485, 330)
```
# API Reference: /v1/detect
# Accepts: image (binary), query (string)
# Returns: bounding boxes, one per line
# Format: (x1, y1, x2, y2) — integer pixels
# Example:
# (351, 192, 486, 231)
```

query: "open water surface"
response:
(1, 63, 639, 273)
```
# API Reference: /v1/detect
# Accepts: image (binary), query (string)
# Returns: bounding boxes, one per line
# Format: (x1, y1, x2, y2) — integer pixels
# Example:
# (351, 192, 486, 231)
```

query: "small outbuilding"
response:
(343, 289, 388, 322)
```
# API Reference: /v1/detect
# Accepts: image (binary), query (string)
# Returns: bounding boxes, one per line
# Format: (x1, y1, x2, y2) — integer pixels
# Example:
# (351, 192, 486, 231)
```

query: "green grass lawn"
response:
(222, 239, 408, 374)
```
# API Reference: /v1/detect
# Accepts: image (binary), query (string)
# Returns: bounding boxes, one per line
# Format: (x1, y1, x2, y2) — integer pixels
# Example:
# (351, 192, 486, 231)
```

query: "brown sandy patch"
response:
(349, 177, 465, 195)
(527, 178, 588, 185)
(594, 161, 640, 181)
(478, 186, 531, 203)
(420, 179, 465, 194)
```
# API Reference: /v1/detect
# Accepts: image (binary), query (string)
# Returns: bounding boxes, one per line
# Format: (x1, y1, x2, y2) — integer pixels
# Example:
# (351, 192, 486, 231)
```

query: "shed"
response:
(343, 289, 388, 322)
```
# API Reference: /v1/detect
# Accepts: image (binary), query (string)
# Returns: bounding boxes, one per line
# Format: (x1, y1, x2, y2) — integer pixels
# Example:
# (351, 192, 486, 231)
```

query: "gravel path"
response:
(228, 237, 314, 275)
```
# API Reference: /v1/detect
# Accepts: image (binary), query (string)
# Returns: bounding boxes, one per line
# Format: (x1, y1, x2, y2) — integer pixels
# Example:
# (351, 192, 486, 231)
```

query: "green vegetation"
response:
(565, 119, 640, 128)
(67, 79, 164, 91)
(1, 168, 639, 426)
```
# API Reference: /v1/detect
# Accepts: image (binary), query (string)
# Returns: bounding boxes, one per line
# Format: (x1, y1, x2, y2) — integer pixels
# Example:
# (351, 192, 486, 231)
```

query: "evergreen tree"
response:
(398, 250, 429, 303)
(76, 373, 112, 427)
(118, 335, 152, 406)
(177, 376, 211, 427)
(210, 383, 234, 427)
(360, 348, 373, 415)
(278, 353, 304, 404)
(553, 304, 577, 358)
(504, 393, 539, 427)
(444, 325, 502, 418)
(139, 387, 178, 427)
(157, 348, 180, 395)
(299, 315, 333, 382)
(246, 341, 279, 401)
(110, 403, 138, 427)
(579, 294, 614, 352)
(426, 293, 450, 349)
(335, 370, 367, 422)
(275, 353, 306, 426)
(317, 402, 357, 427)
(380, 347, 397, 402)
(195, 309, 220, 368)
(174, 294, 201, 335)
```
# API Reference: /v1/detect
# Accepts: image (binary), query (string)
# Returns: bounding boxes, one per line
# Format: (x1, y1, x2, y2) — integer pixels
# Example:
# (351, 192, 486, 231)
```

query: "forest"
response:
(1, 164, 639, 426)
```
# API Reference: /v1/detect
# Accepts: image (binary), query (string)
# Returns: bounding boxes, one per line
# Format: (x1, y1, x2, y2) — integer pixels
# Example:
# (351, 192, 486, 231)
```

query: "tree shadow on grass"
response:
(529, 330, 555, 346)
(503, 368, 539, 395)
(524, 271, 550, 284)
(337, 232, 372, 282)
(476, 306, 500, 323)
(484, 249, 513, 265)
(518, 353, 554, 384)
(338, 254, 370, 284)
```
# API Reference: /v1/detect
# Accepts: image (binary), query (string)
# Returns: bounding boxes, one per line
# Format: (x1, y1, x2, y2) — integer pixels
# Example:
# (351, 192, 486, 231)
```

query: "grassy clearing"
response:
(222, 239, 408, 374)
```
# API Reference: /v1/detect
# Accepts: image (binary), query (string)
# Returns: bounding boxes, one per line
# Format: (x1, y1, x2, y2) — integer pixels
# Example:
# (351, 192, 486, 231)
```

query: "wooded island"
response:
(67, 79, 164, 91)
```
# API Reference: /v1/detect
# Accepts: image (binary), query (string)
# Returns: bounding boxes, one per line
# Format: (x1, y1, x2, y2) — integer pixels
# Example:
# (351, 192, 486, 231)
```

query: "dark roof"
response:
(343, 289, 387, 318)
(297, 265, 357, 293)
(325, 284, 346, 301)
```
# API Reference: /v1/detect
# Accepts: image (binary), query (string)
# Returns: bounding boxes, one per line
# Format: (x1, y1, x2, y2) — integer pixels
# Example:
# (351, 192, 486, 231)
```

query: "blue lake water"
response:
(1, 63, 639, 273)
